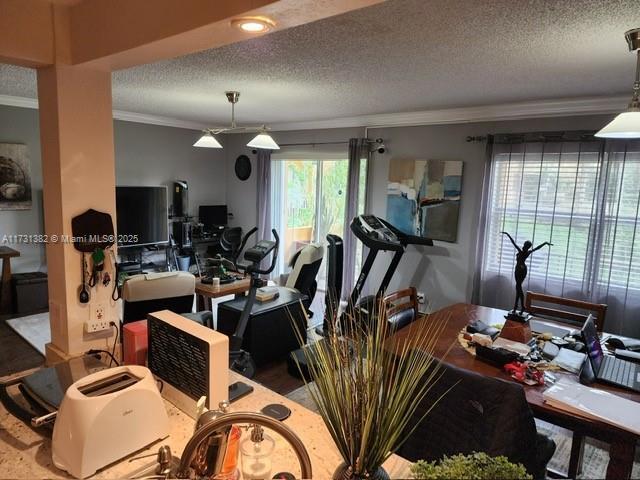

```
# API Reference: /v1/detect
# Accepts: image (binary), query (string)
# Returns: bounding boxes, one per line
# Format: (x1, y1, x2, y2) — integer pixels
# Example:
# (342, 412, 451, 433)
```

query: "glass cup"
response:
(240, 431, 275, 480)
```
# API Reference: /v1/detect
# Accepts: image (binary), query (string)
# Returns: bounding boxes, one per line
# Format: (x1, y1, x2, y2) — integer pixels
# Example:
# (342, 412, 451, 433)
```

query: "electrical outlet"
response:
(84, 303, 111, 333)
(417, 291, 426, 304)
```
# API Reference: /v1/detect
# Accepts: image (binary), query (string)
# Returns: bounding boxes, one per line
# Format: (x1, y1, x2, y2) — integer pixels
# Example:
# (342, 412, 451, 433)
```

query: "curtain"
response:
(255, 148, 272, 273)
(342, 138, 369, 299)
(475, 132, 640, 336)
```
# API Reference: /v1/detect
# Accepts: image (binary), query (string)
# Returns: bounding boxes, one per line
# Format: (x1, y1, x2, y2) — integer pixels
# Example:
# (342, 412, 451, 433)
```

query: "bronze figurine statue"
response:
(501, 232, 552, 315)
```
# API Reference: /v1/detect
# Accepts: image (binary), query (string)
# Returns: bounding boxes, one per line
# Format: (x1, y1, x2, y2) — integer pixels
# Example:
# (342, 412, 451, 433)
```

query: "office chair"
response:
(399, 362, 556, 480)
(220, 227, 243, 263)
(122, 271, 212, 327)
(283, 243, 324, 314)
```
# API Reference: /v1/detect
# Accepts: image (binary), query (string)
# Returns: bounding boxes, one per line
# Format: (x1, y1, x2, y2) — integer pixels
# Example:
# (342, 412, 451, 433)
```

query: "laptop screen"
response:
(582, 314, 604, 372)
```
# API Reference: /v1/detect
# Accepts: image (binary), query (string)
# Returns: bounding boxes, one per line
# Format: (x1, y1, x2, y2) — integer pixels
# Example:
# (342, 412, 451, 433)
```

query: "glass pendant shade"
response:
(595, 111, 640, 138)
(597, 29, 640, 138)
(193, 132, 223, 148)
(247, 133, 280, 150)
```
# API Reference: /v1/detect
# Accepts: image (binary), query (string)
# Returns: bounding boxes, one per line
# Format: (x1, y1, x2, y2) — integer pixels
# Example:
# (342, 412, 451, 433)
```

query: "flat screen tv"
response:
(116, 186, 168, 247)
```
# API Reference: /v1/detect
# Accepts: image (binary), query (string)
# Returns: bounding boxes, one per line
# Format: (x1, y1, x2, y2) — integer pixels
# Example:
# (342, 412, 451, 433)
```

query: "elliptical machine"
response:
(227, 228, 279, 379)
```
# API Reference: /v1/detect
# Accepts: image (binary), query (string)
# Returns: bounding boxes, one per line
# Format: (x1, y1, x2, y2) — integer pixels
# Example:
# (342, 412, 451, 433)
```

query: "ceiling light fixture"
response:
(193, 91, 280, 150)
(231, 17, 275, 34)
(596, 28, 640, 138)
(193, 131, 223, 148)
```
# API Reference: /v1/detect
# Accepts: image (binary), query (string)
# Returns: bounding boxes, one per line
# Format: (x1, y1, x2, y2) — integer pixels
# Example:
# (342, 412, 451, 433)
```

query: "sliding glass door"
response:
(271, 159, 348, 291)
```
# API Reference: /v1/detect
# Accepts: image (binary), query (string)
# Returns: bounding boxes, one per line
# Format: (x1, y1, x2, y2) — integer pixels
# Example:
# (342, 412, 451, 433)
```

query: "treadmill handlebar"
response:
(350, 215, 433, 251)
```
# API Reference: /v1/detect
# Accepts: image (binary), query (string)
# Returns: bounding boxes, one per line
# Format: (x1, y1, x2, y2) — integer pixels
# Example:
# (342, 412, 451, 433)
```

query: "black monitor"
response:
(116, 186, 169, 247)
(199, 205, 228, 231)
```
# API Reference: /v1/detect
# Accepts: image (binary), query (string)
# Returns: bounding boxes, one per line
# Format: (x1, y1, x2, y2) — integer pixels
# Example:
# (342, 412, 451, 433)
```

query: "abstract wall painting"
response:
(387, 159, 463, 242)
(0, 143, 32, 210)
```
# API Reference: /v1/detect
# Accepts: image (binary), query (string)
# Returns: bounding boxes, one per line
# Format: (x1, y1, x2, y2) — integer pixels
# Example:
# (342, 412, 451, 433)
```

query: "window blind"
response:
(478, 134, 640, 336)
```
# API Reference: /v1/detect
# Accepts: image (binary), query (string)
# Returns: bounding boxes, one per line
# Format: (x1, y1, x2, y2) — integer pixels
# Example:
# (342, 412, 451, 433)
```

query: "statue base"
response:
(500, 311, 532, 344)
(504, 310, 531, 323)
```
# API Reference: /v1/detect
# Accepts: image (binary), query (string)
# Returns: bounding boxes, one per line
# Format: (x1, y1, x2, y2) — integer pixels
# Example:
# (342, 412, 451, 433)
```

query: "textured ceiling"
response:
(2, 0, 640, 126)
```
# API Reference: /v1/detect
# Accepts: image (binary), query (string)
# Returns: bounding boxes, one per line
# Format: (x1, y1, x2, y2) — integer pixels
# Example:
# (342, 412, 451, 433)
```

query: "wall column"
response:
(37, 64, 118, 362)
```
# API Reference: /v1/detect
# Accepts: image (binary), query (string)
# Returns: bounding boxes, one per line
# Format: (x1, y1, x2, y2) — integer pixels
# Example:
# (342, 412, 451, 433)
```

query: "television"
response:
(116, 186, 168, 247)
(199, 205, 228, 231)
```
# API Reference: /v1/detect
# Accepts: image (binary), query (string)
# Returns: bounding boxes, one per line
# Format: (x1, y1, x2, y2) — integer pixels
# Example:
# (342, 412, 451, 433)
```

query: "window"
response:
(479, 135, 640, 336)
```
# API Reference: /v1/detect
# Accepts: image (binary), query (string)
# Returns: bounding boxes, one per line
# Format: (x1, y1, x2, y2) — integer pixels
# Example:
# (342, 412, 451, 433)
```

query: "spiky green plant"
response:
(291, 298, 451, 478)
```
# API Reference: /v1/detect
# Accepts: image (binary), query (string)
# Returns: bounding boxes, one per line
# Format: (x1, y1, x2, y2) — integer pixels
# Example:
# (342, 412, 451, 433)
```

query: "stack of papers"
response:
(543, 379, 640, 435)
(551, 348, 586, 374)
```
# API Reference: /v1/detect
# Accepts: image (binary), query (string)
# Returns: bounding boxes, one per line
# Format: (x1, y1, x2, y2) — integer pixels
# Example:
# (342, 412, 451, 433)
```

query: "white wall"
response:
(224, 114, 614, 310)
(0, 105, 226, 273)
(114, 121, 227, 217)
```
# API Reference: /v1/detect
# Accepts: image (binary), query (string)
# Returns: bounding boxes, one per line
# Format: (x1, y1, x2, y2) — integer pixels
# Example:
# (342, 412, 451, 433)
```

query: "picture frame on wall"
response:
(387, 158, 463, 242)
(0, 143, 32, 211)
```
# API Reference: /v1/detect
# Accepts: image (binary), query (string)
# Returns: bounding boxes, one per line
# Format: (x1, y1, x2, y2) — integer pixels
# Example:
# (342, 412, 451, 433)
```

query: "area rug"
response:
(285, 384, 640, 479)
(6, 312, 50, 355)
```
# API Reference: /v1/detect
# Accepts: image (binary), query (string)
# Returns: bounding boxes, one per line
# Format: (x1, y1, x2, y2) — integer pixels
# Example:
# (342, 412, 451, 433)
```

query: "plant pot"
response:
(333, 462, 389, 480)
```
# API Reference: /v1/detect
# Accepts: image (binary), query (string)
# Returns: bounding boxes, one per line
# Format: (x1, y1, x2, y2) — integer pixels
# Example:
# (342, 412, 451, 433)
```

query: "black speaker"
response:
(173, 181, 188, 217)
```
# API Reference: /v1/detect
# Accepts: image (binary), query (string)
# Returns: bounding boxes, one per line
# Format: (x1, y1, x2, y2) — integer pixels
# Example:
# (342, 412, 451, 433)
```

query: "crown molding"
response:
(0, 93, 628, 132)
(267, 95, 628, 131)
(0, 94, 38, 109)
(111, 110, 207, 131)
(0, 94, 208, 131)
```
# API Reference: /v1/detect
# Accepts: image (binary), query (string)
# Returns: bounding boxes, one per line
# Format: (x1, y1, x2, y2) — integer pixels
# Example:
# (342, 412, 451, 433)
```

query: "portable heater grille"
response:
(148, 317, 210, 401)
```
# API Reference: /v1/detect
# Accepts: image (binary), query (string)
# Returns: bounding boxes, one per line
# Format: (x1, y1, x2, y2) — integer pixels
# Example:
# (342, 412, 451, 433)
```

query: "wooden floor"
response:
(253, 358, 305, 396)
(0, 314, 44, 378)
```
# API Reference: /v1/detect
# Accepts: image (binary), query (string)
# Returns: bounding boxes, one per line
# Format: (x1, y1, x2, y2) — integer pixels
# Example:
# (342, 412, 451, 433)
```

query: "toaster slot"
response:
(78, 372, 140, 397)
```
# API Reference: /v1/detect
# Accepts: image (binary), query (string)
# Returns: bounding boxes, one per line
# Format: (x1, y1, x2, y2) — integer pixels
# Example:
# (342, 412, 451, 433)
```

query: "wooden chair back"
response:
(525, 291, 607, 332)
(383, 287, 419, 321)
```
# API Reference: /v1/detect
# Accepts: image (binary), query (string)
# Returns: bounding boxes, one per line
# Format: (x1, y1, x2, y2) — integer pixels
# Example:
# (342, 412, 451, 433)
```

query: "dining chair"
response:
(525, 291, 607, 332)
(383, 287, 420, 332)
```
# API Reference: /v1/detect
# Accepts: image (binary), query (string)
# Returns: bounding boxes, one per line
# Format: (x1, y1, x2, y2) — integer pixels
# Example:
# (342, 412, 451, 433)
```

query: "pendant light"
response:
(192, 91, 280, 149)
(596, 28, 640, 138)
(247, 129, 281, 150)
(193, 131, 223, 148)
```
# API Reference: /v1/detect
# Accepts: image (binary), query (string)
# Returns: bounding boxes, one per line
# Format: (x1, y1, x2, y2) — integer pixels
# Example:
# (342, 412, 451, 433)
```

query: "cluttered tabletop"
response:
(389, 302, 640, 479)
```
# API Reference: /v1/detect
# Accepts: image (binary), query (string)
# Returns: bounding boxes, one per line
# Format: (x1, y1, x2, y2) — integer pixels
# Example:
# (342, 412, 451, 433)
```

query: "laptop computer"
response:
(581, 315, 640, 392)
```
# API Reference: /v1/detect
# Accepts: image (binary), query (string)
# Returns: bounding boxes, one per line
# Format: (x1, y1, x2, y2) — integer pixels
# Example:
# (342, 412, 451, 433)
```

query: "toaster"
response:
(52, 365, 169, 479)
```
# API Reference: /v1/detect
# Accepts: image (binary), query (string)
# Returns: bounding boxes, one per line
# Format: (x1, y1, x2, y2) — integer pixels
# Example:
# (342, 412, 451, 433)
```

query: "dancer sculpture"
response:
(501, 232, 552, 317)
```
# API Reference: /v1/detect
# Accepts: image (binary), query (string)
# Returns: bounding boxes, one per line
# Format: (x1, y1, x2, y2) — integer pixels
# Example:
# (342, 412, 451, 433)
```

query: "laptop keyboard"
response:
(601, 355, 636, 387)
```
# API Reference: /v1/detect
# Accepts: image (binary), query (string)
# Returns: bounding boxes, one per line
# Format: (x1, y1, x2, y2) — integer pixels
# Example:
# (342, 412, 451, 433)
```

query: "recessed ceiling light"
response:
(231, 17, 274, 33)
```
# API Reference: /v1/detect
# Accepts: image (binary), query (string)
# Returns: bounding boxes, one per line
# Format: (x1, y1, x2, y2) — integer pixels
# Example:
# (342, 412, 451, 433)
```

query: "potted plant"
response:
(292, 303, 448, 480)
(410, 452, 532, 480)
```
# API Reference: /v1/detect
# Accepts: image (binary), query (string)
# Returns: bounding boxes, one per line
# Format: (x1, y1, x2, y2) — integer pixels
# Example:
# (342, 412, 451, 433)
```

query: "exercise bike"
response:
(227, 228, 279, 380)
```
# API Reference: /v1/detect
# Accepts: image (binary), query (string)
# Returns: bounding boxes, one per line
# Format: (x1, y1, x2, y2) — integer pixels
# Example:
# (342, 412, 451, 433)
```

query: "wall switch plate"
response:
(417, 292, 426, 304)
(84, 303, 110, 333)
